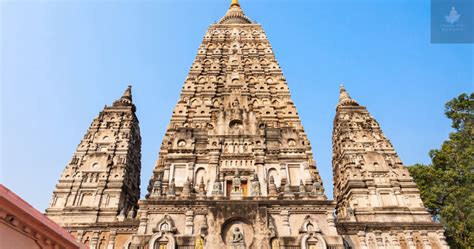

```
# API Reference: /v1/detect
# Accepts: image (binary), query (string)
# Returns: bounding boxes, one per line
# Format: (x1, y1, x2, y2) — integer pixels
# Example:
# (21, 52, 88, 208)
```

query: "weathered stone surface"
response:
(332, 85, 447, 248)
(45, 86, 141, 248)
(45, 1, 448, 249)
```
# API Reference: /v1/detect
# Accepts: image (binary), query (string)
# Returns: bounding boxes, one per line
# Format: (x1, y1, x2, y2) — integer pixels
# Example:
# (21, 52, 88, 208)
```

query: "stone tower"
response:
(130, 1, 342, 248)
(147, 0, 325, 202)
(45, 1, 449, 249)
(332, 85, 448, 248)
(46, 86, 141, 247)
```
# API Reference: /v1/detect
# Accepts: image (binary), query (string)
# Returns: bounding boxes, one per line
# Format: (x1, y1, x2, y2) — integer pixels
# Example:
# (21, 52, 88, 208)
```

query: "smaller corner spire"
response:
(338, 84, 359, 107)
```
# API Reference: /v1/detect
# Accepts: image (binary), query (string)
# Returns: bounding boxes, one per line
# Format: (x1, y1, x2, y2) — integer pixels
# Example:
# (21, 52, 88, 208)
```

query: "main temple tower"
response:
(133, 1, 341, 248)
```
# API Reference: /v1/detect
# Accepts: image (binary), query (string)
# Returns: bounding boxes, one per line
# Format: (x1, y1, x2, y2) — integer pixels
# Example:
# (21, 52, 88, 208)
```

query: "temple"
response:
(46, 1, 448, 248)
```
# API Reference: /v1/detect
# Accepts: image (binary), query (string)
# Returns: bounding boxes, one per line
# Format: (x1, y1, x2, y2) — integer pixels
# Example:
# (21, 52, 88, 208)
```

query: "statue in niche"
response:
(231, 169, 242, 197)
(251, 174, 261, 196)
(161, 222, 169, 231)
(224, 144, 229, 153)
(232, 227, 244, 244)
(299, 180, 306, 194)
(347, 206, 355, 220)
(212, 180, 222, 196)
(195, 236, 204, 249)
(167, 178, 176, 196)
(152, 177, 163, 197)
(271, 238, 280, 249)
(311, 181, 323, 195)
(268, 176, 278, 197)
(232, 98, 240, 108)
(198, 177, 206, 196)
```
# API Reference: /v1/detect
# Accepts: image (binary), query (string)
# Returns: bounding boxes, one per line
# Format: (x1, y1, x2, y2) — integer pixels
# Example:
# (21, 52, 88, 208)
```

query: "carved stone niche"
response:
(221, 218, 254, 249)
(299, 215, 327, 249)
(149, 214, 177, 249)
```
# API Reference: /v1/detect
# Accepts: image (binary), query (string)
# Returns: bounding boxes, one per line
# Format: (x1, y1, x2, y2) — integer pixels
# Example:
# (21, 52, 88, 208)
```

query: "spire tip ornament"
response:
(338, 84, 359, 107)
(219, 0, 251, 24)
(231, 0, 240, 7)
(113, 84, 134, 108)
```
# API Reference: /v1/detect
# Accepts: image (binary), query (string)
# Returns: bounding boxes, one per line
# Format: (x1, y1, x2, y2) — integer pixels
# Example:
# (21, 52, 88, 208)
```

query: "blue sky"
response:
(1, 0, 472, 211)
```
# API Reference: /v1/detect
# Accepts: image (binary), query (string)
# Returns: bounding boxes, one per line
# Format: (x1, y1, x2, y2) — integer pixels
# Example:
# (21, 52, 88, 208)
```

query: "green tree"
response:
(409, 93, 474, 249)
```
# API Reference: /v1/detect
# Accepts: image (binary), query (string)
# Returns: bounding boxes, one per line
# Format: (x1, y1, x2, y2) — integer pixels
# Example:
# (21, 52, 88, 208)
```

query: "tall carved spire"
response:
(147, 0, 325, 201)
(332, 85, 444, 246)
(46, 86, 141, 226)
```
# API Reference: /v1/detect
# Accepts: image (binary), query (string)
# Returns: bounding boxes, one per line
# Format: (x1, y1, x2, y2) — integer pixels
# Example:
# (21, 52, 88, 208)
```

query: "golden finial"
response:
(231, 0, 240, 7)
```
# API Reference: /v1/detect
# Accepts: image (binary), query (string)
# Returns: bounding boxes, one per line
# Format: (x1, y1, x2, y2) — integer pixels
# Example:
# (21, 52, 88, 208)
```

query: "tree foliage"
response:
(409, 93, 474, 248)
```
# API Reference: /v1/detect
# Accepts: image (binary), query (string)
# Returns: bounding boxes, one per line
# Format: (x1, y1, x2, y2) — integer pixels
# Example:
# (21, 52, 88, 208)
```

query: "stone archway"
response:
(299, 215, 327, 249)
(301, 233, 327, 249)
(148, 232, 176, 249)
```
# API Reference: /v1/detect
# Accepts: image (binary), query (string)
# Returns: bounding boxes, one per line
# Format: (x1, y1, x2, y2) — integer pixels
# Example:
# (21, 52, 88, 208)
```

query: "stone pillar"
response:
(357, 231, 368, 249)
(281, 210, 291, 236)
(167, 178, 176, 198)
(68, 191, 77, 206)
(374, 230, 384, 247)
(90, 230, 100, 249)
(279, 163, 287, 187)
(94, 187, 104, 207)
(185, 210, 195, 235)
(107, 230, 117, 249)
(421, 231, 432, 249)
(76, 230, 85, 242)
(437, 230, 449, 249)
(390, 231, 400, 247)
(163, 162, 172, 188)
(188, 162, 195, 183)
(326, 211, 338, 235)
(209, 149, 220, 197)
(405, 231, 415, 249)
(394, 186, 406, 207)
(137, 211, 148, 235)
(254, 148, 265, 195)
(368, 187, 379, 207)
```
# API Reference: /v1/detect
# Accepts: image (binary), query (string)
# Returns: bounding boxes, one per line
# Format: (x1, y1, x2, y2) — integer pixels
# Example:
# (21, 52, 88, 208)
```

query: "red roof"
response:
(0, 184, 87, 249)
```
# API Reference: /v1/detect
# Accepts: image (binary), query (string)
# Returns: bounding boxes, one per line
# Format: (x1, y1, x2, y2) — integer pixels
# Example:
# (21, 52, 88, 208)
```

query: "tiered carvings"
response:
(46, 86, 142, 225)
(147, 6, 325, 201)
